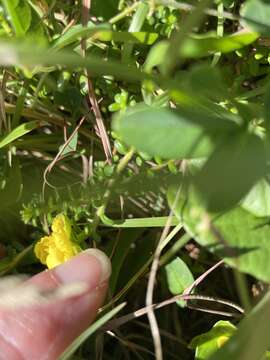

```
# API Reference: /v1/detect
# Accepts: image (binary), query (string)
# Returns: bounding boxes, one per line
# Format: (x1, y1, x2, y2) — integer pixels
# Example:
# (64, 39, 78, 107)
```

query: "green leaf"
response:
(25, 9, 47, 44)
(144, 32, 258, 67)
(113, 104, 217, 159)
(60, 132, 78, 156)
(194, 133, 268, 212)
(0, 121, 40, 149)
(109, 229, 144, 294)
(109, 216, 179, 228)
(0, 42, 147, 82)
(165, 256, 194, 307)
(209, 291, 270, 360)
(58, 302, 126, 360)
(241, 178, 270, 217)
(122, 2, 149, 62)
(190, 321, 236, 360)
(2, 0, 32, 36)
(94, 30, 158, 44)
(91, 0, 118, 20)
(0, 158, 22, 207)
(263, 82, 270, 128)
(52, 22, 110, 50)
(168, 186, 270, 282)
(144, 40, 169, 73)
(241, 0, 270, 36)
(52, 21, 158, 50)
(181, 31, 259, 58)
(128, 2, 149, 32)
(187, 65, 229, 102)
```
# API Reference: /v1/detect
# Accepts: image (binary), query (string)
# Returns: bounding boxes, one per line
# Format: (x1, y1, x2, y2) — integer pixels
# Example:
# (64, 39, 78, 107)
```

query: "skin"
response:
(0, 249, 111, 360)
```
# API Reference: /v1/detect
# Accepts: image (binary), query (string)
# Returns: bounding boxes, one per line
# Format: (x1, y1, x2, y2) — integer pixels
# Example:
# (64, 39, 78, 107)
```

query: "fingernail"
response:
(52, 249, 111, 289)
(83, 249, 112, 283)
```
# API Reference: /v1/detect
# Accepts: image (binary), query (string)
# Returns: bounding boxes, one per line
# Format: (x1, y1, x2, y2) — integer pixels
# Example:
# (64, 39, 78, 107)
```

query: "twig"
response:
(0, 70, 8, 133)
(145, 186, 182, 360)
(184, 259, 224, 296)
(81, 0, 112, 164)
(103, 293, 244, 332)
(109, 2, 140, 24)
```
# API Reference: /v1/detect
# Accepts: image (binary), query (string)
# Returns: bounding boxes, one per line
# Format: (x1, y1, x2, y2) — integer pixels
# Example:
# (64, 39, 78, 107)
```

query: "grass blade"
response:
(59, 302, 126, 360)
(0, 120, 40, 149)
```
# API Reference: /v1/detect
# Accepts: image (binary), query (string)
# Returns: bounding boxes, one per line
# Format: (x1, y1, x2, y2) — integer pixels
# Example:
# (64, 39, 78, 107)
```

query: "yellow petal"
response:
(46, 247, 66, 269)
(34, 214, 82, 269)
(52, 214, 71, 238)
(34, 236, 53, 265)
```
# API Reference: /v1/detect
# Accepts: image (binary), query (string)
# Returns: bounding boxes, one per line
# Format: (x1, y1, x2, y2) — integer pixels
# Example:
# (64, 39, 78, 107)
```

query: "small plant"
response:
(1, 0, 270, 359)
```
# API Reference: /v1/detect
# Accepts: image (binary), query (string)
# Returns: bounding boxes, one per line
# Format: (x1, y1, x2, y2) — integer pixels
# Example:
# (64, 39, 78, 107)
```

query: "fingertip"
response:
(30, 248, 111, 291)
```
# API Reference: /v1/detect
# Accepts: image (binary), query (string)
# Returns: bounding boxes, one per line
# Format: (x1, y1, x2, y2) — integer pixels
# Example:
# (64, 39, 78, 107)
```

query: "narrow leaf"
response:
(59, 302, 126, 360)
(0, 121, 40, 149)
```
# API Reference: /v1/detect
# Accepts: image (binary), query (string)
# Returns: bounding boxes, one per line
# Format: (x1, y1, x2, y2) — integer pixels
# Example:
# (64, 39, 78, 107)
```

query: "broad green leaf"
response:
(144, 40, 169, 73)
(168, 184, 270, 281)
(170, 92, 240, 128)
(194, 133, 267, 212)
(25, 9, 47, 44)
(2, 0, 32, 36)
(181, 31, 259, 58)
(241, 178, 270, 217)
(190, 321, 236, 360)
(0, 121, 39, 149)
(113, 104, 219, 159)
(187, 65, 229, 102)
(165, 256, 194, 307)
(209, 291, 270, 360)
(241, 0, 270, 36)
(58, 302, 126, 360)
(143, 32, 258, 68)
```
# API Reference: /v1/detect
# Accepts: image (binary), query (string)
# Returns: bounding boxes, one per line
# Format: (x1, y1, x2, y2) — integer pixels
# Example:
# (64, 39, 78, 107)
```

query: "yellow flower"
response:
(34, 214, 82, 269)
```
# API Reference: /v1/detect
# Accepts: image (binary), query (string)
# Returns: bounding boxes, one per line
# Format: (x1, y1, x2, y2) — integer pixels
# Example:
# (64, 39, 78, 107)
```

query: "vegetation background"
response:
(1, 0, 270, 359)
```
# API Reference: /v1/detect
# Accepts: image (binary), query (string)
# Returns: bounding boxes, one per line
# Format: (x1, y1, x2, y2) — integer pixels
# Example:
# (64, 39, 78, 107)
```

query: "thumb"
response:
(0, 249, 111, 360)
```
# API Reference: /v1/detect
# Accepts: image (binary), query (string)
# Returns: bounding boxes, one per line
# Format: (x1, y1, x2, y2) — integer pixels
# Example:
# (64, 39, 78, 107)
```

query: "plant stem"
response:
(109, 2, 140, 24)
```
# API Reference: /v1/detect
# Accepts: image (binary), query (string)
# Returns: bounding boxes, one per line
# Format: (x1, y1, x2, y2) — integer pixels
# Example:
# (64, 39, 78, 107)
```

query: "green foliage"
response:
(113, 104, 219, 159)
(190, 321, 236, 360)
(209, 291, 270, 360)
(194, 132, 267, 212)
(0, 121, 40, 148)
(1, 0, 270, 358)
(242, 0, 270, 35)
(168, 185, 270, 282)
(242, 178, 270, 217)
(165, 256, 194, 307)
